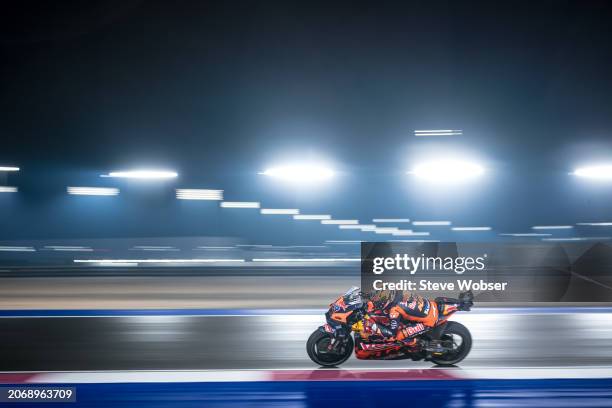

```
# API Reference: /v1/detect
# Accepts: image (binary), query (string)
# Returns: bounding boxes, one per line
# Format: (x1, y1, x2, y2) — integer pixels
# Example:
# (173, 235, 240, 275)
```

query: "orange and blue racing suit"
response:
(389, 293, 440, 341)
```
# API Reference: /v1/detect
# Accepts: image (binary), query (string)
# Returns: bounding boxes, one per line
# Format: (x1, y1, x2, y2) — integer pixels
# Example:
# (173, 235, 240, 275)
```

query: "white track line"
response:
(1, 367, 611, 384)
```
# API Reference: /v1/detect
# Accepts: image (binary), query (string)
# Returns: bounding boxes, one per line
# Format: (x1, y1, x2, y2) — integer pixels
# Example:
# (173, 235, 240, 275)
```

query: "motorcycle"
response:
(306, 287, 474, 367)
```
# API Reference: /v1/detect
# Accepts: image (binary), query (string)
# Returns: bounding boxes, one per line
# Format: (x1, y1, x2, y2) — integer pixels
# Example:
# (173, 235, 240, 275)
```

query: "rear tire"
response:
(306, 330, 353, 367)
(430, 321, 472, 366)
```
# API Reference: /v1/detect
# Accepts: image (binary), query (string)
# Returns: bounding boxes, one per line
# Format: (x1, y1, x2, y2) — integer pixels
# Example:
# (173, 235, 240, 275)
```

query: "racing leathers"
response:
(389, 293, 439, 341)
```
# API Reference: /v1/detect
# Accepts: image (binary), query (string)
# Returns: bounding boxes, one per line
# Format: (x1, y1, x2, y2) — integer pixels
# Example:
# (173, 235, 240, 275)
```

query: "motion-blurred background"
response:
(1, 1, 612, 311)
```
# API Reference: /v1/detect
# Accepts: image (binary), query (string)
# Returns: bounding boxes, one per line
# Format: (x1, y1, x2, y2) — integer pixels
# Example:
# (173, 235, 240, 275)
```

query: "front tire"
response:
(306, 330, 353, 367)
(430, 321, 472, 366)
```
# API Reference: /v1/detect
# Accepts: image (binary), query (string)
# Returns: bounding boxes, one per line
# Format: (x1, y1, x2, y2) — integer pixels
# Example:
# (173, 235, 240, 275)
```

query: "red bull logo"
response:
(403, 323, 425, 337)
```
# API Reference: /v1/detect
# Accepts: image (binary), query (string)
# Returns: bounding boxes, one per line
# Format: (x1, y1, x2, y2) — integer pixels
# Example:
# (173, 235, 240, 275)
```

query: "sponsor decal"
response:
(404, 323, 425, 337)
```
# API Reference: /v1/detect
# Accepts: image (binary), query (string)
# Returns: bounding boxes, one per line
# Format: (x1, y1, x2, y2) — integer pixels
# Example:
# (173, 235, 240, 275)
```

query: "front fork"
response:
(319, 324, 351, 352)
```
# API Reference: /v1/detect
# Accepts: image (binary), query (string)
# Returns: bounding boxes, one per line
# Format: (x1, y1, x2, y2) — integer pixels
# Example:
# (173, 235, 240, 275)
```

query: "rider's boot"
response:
(368, 322, 396, 342)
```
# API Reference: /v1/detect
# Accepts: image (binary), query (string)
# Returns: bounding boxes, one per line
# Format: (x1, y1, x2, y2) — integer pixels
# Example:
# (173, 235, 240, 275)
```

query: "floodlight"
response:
(220, 201, 260, 208)
(259, 164, 334, 182)
(101, 170, 178, 179)
(321, 219, 359, 225)
(414, 130, 463, 137)
(572, 165, 612, 180)
(532, 225, 573, 230)
(176, 189, 223, 200)
(293, 214, 331, 220)
(67, 187, 119, 196)
(261, 209, 300, 215)
(413, 221, 451, 226)
(451, 227, 492, 231)
(409, 160, 484, 182)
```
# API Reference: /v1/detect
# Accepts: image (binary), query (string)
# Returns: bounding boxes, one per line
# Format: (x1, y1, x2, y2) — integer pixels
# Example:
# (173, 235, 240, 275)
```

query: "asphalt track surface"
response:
(2, 310, 612, 371)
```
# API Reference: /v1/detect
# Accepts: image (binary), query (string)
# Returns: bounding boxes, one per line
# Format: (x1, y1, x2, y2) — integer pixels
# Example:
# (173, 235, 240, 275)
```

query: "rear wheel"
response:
(306, 330, 353, 367)
(430, 321, 472, 366)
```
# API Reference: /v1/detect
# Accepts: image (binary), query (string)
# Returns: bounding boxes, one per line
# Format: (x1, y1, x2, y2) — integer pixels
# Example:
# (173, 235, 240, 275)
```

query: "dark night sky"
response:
(1, 0, 612, 240)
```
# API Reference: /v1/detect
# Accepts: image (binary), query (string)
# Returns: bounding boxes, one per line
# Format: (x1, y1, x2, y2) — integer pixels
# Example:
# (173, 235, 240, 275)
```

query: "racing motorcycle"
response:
(306, 287, 474, 367)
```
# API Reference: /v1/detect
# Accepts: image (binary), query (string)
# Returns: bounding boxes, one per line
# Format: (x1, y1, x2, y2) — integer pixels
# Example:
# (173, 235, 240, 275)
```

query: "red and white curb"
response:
(0, 367, 611, 384)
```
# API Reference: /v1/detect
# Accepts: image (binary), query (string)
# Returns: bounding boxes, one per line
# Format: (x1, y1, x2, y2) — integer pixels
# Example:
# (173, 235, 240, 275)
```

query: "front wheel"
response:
(430, 321, 472, 366)
(306, 330, 353, 367)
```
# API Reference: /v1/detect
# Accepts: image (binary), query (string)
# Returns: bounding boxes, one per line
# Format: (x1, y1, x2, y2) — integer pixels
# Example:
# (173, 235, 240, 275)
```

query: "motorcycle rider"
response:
(365, 290, 445, 344)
